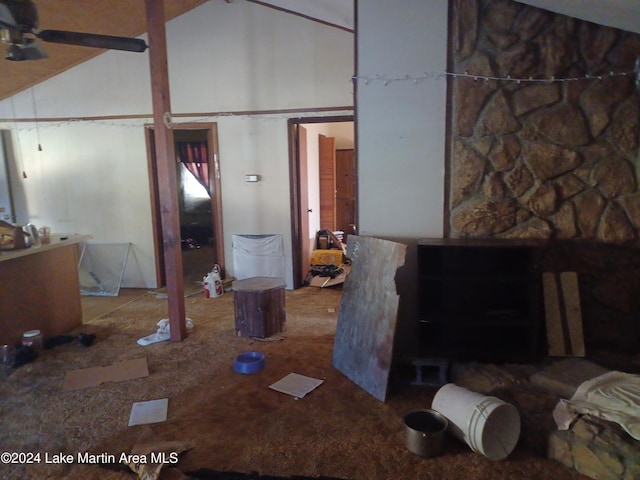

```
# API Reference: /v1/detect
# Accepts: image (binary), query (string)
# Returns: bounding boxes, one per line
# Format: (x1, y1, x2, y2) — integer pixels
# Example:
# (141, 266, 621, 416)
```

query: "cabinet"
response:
(417, 239, 542, 363)
(0, 234, 91, 346)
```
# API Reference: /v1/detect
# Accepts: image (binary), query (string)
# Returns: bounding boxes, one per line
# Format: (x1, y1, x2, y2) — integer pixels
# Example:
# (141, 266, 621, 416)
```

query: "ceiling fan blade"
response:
(37, 29, 147, 53)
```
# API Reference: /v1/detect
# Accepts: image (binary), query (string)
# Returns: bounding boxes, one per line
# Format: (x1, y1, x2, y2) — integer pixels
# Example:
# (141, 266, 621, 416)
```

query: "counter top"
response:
(0, 234, 92, 262)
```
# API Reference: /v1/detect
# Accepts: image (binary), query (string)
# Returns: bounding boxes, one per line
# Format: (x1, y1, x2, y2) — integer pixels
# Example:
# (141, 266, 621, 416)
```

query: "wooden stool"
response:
(233, 277, 286, 338)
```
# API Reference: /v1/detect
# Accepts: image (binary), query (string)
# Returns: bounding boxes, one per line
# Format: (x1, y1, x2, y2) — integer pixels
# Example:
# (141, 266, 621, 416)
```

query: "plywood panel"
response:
(332, 235, 406, 402)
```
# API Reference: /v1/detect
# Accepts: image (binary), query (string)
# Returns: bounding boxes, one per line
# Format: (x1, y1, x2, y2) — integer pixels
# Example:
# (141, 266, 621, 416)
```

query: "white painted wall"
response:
(0, 1, 354, 289)
(357, 0, 447, 239)
(356, 0, 448, 354)
(0, 133, 14, 223)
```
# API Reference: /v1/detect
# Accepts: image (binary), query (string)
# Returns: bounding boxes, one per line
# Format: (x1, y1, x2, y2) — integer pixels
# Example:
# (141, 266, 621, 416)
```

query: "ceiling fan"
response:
(0, 0, 147, 61)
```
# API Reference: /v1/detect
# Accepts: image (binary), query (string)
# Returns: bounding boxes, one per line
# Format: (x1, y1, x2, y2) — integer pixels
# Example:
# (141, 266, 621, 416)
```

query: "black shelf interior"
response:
(417, 239, 542, 363)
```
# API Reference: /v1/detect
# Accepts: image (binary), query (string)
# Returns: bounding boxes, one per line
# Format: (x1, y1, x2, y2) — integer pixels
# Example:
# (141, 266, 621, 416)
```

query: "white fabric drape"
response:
(553, 371, 640, 440)
(232, 234, 285, 281)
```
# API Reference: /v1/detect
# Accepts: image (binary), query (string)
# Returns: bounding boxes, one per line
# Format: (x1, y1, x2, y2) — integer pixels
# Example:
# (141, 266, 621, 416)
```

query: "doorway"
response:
(146, 122, 224, 288)
(288, 116, 355, 289)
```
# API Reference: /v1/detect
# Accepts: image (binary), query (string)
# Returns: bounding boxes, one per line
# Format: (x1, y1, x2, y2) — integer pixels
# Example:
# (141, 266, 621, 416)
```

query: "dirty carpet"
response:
(0, 282, 592, 480)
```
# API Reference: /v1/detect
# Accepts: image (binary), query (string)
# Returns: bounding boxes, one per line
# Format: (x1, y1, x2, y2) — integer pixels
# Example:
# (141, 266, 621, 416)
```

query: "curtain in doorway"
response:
(176, 141, 210, 195)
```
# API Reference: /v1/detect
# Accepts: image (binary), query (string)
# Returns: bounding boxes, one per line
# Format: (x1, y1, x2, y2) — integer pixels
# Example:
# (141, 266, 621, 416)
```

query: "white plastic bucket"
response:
(432, 383, 520, 461)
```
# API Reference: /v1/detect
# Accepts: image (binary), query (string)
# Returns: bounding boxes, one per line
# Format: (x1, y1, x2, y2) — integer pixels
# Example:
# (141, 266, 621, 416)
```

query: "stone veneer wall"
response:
(449, 0, 640, 242)
(549, 416, 640, 480)
(448, 0, 640, 355)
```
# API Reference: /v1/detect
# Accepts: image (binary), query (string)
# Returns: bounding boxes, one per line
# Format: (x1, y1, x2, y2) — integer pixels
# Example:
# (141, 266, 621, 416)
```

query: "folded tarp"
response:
(553, 370, 640, 440)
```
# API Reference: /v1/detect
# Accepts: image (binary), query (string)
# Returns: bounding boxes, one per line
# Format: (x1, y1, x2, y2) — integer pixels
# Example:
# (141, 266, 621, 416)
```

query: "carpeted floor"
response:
(0, 254, 592, 480)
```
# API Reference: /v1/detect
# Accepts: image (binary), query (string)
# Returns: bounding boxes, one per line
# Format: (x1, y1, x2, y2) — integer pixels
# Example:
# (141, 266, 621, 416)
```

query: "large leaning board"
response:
(332, 235, 406, 402)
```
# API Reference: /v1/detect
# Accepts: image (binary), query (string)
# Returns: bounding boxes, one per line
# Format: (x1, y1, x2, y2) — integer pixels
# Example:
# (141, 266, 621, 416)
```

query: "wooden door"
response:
(298, 126, 311, 283)
(319, 134, 336, 230)
(335, 149, 356, 239)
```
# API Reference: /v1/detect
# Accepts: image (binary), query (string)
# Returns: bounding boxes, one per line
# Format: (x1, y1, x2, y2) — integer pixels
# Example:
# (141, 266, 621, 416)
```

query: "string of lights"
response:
(352, 69, 635, 85)
(2, 68, 634, 132)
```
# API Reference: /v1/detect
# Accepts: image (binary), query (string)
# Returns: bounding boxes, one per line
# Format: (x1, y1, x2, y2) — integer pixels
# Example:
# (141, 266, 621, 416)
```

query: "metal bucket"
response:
(404, 409, 448, 457)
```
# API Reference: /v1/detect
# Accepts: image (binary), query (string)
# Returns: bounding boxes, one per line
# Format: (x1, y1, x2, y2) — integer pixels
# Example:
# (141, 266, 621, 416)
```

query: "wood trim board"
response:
(543, 272, 585, 357)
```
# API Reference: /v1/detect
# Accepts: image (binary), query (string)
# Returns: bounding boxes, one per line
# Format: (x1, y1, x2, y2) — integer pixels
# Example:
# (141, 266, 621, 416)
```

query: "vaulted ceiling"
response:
(0, 0, 638, 103)
(0, 0, 355, 103)
(515, 0, 640, 36)
(0, 0, 209, 102)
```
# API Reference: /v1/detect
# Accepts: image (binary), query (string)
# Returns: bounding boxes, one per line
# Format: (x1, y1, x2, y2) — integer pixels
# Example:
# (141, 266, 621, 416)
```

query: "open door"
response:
(298, 126, 312, 284)
(288, 116, 355, 289)
(146, 122, 224, 287)
(288, 121, 312, 287)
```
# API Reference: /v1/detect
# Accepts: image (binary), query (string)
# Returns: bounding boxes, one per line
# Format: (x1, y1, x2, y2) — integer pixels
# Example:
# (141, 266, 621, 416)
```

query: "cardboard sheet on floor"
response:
(128, 398, 169, 426)
(62, 357, 149, 391)
(269, 373, 323, 398)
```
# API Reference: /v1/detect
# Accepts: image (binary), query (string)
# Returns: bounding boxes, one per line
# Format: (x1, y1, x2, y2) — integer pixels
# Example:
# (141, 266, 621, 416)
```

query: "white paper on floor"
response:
(128, 398, 169, 426)
(269, 373, 324, 398)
